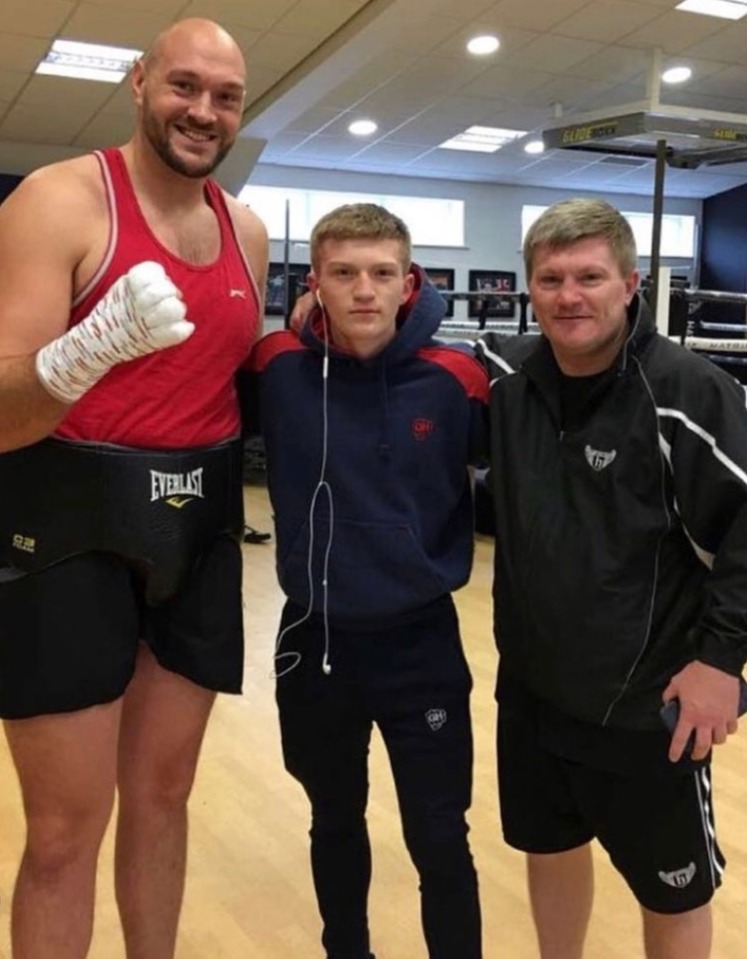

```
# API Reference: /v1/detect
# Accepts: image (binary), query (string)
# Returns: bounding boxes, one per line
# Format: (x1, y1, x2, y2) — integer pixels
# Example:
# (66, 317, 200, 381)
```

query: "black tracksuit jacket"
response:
(477, 294, 747, 730)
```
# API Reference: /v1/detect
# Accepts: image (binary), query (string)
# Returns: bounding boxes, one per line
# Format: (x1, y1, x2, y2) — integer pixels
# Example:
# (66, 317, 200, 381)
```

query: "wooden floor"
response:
(1, 483, 746, 958)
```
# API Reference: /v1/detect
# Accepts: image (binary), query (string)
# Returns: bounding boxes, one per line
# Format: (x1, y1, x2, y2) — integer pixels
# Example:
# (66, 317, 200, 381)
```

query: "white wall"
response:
(249, 163, 702, 326)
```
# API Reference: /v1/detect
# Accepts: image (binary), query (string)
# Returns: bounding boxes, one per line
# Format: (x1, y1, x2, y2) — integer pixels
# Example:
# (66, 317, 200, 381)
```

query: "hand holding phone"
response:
(660, 677, 747, 743)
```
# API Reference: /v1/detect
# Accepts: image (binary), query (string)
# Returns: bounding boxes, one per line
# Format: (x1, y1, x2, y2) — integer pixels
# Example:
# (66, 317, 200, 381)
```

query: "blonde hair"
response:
(523, 198, 637, 280)
(310, 203, 411, 272)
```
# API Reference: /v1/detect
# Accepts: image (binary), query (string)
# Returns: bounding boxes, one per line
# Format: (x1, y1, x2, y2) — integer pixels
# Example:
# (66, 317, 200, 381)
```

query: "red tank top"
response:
(55, 148, 261, 448)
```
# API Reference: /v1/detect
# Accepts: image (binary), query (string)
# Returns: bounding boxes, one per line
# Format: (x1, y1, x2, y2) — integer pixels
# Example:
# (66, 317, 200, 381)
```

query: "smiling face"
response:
(132, 19, 246, 179)
(310, 238, 414, 359)
(529, 235, 639, 376)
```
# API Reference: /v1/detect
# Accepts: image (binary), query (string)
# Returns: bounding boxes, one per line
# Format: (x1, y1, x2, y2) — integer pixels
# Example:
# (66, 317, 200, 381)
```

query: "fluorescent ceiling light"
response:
(524, 139, 545, 155)
(36, 39, 142, 83)
(348, 119, 378, 136)
(439, 125, 527, 153)
(466, 35, 500, 56)
(675, 0, 747, 20)
(661, 66, 692, 84)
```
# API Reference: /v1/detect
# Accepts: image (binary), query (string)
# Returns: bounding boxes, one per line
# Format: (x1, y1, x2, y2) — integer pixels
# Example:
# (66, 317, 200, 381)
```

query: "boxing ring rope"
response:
(435, 291, 539, 338)
(670, 287, 747, 374)
(435, 285, 747, 378)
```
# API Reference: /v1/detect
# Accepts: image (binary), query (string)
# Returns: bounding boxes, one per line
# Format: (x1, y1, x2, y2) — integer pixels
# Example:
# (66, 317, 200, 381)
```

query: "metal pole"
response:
(648, 138, 667, 321)
(283, 199, 290, 327)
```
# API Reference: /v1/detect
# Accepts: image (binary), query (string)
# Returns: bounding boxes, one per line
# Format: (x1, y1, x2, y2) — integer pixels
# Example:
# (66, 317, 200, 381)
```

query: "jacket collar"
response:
(525, 291, 656, 383)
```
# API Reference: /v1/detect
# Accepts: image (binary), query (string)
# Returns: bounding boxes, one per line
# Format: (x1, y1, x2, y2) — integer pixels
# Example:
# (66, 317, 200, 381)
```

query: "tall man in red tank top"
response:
(0, 18, 267, 959)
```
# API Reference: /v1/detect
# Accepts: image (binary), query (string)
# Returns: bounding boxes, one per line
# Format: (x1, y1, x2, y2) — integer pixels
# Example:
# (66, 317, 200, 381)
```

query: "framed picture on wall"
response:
(265, 262, 310, 317)
(467, 269, 516, 319)
(424, 267, 455, 318)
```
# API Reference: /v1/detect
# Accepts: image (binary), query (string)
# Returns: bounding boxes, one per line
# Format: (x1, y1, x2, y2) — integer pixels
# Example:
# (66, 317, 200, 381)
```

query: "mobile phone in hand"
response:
(660, 677, 747, 734)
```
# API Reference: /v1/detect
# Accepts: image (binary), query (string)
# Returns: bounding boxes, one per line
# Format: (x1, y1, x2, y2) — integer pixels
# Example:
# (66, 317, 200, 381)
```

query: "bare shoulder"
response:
(223, 192, 269, 274)
(0, 154, 108, 351)
(0, 154, 107, 260)
(7, 154, 105, 216)
(223, 192, 267, 236)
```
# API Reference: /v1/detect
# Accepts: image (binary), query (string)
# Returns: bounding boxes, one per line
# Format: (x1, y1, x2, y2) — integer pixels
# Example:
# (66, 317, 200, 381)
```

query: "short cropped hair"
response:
(310, 203, 412, 272)
(523, 198, 637, 280)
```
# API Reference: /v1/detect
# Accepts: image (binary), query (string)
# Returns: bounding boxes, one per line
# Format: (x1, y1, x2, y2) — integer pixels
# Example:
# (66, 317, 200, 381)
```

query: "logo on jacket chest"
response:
(412, 417, 435, 442)
(584, 444, 616, 471)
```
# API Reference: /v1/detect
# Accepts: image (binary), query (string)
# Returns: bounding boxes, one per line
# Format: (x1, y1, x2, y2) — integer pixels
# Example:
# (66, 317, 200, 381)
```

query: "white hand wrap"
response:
(36, 261, 195, 404)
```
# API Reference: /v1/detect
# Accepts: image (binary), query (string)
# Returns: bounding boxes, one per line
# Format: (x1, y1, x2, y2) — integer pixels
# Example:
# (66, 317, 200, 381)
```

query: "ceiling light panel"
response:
(439, 125, 527, 153)
(35, 39, 142, 83)
(675, 0, 747, 21)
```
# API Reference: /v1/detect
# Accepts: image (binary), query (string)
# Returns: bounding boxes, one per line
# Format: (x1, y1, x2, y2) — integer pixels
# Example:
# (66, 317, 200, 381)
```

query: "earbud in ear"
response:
(315, 291, 324, 309)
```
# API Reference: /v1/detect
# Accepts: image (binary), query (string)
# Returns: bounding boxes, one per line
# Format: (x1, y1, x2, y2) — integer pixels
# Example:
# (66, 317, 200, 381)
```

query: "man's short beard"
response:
(154, 137, 232, 178)
(143, 112, 233, 178)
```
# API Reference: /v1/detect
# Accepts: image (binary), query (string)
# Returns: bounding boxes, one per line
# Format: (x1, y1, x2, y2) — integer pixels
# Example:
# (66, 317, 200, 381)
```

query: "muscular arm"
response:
(225, 196, 269, 335)
(0, 160, 190, 453)
(0, 356, 68, 452)
(0, 163, 93, 451)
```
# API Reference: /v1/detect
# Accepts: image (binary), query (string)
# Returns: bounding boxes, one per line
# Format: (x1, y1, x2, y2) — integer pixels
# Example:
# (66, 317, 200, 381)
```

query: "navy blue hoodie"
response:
(249, 266, 488, 623)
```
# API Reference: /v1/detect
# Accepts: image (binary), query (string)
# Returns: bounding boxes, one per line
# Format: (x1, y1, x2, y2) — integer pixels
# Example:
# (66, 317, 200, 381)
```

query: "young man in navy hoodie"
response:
(249, 203, 488, 959)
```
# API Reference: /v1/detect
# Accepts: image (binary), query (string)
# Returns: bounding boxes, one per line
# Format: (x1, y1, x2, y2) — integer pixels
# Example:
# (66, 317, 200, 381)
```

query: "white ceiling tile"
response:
(271, 0, 379, 37)
(695, 65, 747, 99)
(2, 0, 74, 37)
(527, 76, 619, 112)
(460, 64, 556, 99)
(63, 5, 178, 47)
(0, 71, 28, 103)
(474, 0, 591, 32)
(283, 133, 365, 161)
(246, 32, 322, 70)
(75, 0, 184, 13)
(664, 90, 747, 115)
(395, 55, 484, 94)
(425, 0, 502, 20)
(73, 110, 134, 149)
(621, 12, 727, 55)
(522, 154, 608, 176)
(0, 34, 53, 72)
(569, 45, 650, 83)
(680, 24, 747, 62)
(350, 141, 432, 164)
(0, 101, 86, 143)
(311, 50, 417, 111)
(176, 0, 299, 31)
(259, 132, 313, 158)
(554, 1, 664, 43)
(96, 81, 137, 115)
(285, 107, 349, 135)
(209, 24, 264, 52)
(509, 33, 606, 73)
(381, 110, 481, 146)
(14, 74, 118, 111)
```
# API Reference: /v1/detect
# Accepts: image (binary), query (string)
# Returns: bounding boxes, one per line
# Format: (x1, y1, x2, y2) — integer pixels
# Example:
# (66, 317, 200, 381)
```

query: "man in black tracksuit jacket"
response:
(476, 197, 747, 959)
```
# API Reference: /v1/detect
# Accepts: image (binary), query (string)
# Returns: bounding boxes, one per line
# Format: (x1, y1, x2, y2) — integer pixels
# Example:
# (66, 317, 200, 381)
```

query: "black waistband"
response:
(0, 437, 245, 604)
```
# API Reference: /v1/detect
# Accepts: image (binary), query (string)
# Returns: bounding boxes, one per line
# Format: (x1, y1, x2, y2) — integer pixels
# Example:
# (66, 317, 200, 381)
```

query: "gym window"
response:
(521, 205, 696, 259)
(239, 185, 465, 248)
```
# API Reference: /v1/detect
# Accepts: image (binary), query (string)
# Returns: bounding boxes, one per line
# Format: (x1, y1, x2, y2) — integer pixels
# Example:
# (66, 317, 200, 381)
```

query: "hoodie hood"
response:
(299, 263, 446, 364)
